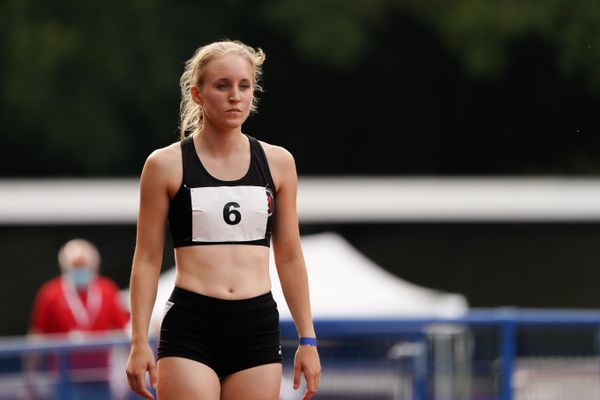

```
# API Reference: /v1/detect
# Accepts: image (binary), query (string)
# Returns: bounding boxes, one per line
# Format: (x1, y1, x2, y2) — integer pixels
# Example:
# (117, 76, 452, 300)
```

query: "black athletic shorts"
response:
(157, 286, 282, 378)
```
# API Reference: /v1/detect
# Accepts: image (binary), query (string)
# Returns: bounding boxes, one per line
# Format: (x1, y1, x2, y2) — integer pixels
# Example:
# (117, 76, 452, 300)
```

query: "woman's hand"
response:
(126, 342, 157, 400)
(293, 345, 321, 400)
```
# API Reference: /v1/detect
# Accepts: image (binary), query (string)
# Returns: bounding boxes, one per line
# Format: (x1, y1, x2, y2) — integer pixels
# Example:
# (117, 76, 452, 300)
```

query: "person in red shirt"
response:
(28, 238, 130, 400)
(30, 238, 130, 335)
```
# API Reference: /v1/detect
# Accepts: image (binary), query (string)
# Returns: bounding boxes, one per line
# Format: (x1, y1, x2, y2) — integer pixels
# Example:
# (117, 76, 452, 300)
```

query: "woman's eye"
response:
(217, 84, 229, 90)
(240, 83, 251, 90)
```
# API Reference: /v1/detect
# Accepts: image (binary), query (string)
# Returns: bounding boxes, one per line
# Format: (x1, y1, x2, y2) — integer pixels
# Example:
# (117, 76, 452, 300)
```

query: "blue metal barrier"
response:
(2, 309, 600, 400)
(283, 308, 600, 400)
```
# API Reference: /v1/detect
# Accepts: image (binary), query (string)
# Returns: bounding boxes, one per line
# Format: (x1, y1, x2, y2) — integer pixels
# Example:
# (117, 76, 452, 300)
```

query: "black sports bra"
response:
(168, 134, 275, 247)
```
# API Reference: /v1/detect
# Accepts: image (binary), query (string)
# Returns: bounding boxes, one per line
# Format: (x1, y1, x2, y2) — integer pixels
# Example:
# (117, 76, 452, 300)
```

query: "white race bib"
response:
(190, 186, 269, 242)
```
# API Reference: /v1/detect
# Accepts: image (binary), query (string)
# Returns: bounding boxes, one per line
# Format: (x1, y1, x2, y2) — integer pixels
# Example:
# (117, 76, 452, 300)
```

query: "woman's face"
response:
(194, 54, 254, 130)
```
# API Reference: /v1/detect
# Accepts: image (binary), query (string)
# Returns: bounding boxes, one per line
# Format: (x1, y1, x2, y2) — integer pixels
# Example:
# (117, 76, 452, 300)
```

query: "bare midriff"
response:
(173, 244, 272, 300)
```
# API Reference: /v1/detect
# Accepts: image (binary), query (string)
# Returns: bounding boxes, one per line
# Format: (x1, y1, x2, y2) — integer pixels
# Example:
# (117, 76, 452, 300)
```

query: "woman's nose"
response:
(229, 90, 241, 102)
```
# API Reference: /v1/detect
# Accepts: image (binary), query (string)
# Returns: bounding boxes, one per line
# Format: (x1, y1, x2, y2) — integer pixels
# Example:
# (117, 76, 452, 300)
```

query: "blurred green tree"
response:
(265, 0, 600, 87)
(1, 0, 180, 174)
(0, 0, 598, 176)
(398, 0, 600, 86)
(261, 0, 390, 68)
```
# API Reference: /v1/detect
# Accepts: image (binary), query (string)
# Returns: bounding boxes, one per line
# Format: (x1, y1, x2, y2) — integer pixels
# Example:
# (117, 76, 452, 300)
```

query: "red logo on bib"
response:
(266, 187, 274, 216)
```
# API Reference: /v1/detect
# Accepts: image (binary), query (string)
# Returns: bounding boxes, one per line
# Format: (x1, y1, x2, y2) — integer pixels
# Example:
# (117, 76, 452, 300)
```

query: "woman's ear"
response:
(191, 86, 202, 105)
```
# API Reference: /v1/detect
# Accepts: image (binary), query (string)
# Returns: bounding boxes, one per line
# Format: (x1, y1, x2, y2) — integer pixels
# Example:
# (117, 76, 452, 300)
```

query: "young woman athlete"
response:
(125, 40, 321, 400)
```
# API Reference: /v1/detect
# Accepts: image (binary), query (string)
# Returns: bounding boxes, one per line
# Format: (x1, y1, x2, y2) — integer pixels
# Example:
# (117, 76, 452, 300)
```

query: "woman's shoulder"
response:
(256, 139, 297, 189)
(139, 141, 183, 186)
(144, 141, 181, 169)
(257, 139, 295, 168)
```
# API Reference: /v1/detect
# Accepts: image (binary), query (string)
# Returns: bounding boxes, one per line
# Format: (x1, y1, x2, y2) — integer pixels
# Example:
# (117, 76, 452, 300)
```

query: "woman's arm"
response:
(126, 149, 173, 400)
(269, 145, 321, 400)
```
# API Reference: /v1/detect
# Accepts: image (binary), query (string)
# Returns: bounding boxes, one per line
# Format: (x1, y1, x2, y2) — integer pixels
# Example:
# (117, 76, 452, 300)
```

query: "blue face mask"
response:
(66, 268, 94, 288)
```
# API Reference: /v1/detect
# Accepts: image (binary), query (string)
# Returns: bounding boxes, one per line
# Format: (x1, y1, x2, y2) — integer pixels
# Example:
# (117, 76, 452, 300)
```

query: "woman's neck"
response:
(195, 125, 245, 156)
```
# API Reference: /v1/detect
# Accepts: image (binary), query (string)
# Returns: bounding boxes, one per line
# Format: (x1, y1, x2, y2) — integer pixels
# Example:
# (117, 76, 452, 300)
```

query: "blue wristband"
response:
(299, 337, 317, 346)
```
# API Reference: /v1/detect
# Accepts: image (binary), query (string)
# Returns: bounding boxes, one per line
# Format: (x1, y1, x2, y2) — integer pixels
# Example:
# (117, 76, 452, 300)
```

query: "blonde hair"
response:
(179, 40, 266, 139)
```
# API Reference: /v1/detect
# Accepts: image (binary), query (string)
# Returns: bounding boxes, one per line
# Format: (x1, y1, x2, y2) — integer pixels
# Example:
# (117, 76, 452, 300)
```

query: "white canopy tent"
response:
(139, 232, 467, 332)
(271, 232, 467, 320)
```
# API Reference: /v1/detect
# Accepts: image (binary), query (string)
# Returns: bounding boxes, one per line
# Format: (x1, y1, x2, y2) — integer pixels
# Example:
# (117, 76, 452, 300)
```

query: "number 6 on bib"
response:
(223, 202, 242, 225)
(190, 186, 269, 242)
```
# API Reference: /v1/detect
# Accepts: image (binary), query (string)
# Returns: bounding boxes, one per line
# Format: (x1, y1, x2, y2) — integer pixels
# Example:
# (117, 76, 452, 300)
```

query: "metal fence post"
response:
(499, 310, 516, 400)
(56, 349, 70, 400)
(413, 332, 428, 400)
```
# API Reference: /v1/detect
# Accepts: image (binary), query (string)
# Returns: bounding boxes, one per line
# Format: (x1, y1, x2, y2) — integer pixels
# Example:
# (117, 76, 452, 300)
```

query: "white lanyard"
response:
(61, 277, 102, 329)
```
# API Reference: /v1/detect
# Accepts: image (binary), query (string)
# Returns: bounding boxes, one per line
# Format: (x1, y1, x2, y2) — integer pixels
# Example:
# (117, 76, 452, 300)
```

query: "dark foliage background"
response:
(1, 0, 599, 176)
